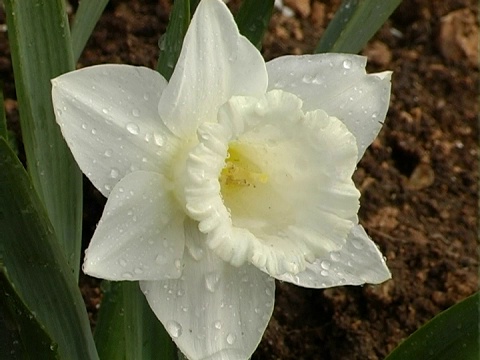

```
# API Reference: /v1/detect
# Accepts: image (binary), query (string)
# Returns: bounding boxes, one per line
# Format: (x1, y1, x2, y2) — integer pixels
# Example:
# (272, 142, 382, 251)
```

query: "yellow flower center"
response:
(219, 143, 268, 190)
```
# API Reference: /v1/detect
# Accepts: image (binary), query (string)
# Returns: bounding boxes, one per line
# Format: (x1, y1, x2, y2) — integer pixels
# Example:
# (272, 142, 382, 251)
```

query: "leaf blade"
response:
(71, 0, 109, 63)
(157, 0, 190, 81)
(235, 0, 274, 49)
(94, 281, 175, 360)
(385, 292, 480, 360)
(315, 0, 401, 54)
(4, 0, 83, 278)
(0, 138, 98, 360)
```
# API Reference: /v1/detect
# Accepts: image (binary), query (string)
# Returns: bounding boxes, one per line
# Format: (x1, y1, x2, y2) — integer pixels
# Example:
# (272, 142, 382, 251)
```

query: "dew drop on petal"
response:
(118, 258, 127, 267)
(132, 108, 140, 117)
(174, 259, 182, 270)
(104, 149, 113, 157)
(81, 123, 87, 130)
(154, 132, 165, 146)
(226, 333, 236, 345)
(102, 108, 108, 114)
(126, 123, 140, 135)
(155, 254, 167, 265)
(205, 272, 220, 293)
(166, 321, 183, 338)
(110, 168, 120, 179)
(134, 267, 143, 274)
(214, 321, 222, 330)
(352, 239, 364, 249)
(342, 59, 352, 69)
(330, 252, 340, 262)
(122, 272, 133, 279)
(321, 260, 331, 270)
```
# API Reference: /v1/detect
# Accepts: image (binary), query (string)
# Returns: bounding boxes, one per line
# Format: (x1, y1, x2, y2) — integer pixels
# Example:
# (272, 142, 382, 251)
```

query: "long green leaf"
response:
(0, 138, 98, 360)
(4, 0, 83, 278)
(157, 0, 190, 81)
(385, 291, 479, 360)
(71, 0, 109, 62)
(315, 0, 401, 54)
(94, 281, 175, 359)
(0, 273, 59, 359)
(0, 86, 6, 140)
(235, 0, 274, 49)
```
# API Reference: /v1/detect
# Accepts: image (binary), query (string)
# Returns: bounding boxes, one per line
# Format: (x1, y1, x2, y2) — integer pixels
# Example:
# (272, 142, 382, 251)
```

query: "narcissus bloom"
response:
(52, 0, 392, 358)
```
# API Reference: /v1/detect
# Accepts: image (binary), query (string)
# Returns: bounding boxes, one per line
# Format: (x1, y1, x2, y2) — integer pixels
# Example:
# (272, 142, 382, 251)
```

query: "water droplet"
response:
(330, 252, 340, 262)
(214, 321, 222, 329)
(134, 267, 143, 274)
(265, 288, 273, 296)
(81, 123, 87, 130)
(226, 333, 236, 345)
(166, 321, 183, 338)
(126, 123, 140, 135)
(144, 133, 152, 143)
(110, 168, 120, 179)
(132, 108, 140, 117)
(155, 254, 167, 265)
(352, 239, 364, 249)
(321, 260, 331, 270)
(205, 272, 220, 293)
(122, 272, 133, 279)
(143, 93, 149, 101)
(188, 244, 204, 261)
(372, 111, 379, 119)
(342, 59, 352, 69)
(174, 259, 182, 269)
(118, 258, 127, 267)
(104, 149, 113, 157)
(104, 184, 111, 191)
(102, 108, 108, 114)
(154, 133, 164, 146)
(320, 270, 329, 277)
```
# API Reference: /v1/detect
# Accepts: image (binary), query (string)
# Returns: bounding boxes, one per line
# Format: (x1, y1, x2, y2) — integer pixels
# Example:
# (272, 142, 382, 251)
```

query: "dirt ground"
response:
(0, 0, 478, 359)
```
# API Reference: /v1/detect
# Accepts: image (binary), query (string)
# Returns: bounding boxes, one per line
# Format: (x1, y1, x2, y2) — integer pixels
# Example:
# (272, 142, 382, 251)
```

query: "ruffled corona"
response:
(183, 90, 361, 276)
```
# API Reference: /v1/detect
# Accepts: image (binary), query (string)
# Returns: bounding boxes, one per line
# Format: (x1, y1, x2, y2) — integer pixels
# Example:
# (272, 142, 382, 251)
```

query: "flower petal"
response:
(158, 0, 268, 138)
(140, 218, 275, 360)
(52, 64, 180, 196)
(266, 54, 392, 160)
(83, 171, 185, 281)
(276, 224, 391, 287)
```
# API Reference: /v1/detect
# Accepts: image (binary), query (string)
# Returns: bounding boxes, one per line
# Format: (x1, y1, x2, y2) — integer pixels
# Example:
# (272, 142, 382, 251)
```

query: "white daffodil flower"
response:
(52, 0, 392, 358)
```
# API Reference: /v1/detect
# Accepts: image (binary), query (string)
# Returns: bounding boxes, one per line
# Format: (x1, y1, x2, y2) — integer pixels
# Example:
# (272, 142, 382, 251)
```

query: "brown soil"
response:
(1, 0, 478, 359)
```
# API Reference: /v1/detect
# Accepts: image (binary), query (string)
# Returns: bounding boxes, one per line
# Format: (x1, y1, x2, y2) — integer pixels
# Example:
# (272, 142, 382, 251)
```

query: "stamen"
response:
(219, 145, 268, 188)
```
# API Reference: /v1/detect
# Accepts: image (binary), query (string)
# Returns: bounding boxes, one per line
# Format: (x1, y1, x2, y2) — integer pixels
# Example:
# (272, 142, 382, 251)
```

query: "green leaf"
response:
(315, 0, 401, 54)
(0, 86, 6, 140)
(94, 281, 175, 360)
(385, 291, 480, 360)
(0, 138, 98, 360)
(235, 0, 274, 49)
(71, 0, 109, 62)
(157, 0, 190, 81)
(0, 273, 59, 359)
(4, 0, 83, 279)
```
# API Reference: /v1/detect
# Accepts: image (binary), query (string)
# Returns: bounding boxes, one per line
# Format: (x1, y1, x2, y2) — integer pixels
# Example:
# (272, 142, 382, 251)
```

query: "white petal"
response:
(183, 90, 360, 277)
(158, 0, 268, 138)
(140, 219, 275, 360)
(266, 54, 392, 160)
(52, 64, 180, 196)
(83, 171, 185, 281)
(276, 224, 391, 287)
